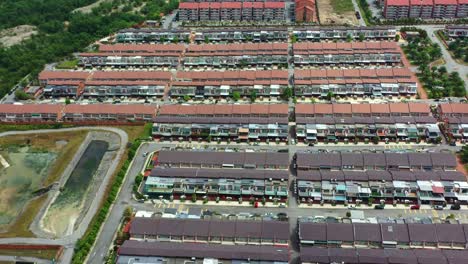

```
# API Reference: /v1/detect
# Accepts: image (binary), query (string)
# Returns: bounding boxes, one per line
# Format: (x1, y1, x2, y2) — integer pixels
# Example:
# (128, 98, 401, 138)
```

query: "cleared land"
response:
(0, 25, 38, 48)
(317, 0, 359, 25)
(0, 131, 87, 238)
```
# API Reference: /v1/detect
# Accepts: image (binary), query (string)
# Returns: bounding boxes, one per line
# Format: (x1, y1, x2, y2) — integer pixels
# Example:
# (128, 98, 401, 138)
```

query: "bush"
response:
(15, 90, 32, 100)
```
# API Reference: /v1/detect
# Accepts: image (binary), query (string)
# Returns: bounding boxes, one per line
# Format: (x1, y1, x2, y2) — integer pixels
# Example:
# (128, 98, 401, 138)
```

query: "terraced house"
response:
(295, 152, 467, 205)
(292, 26, 397, 41)
(193, 28, 289, 42)
(115, 28, 191, 43)
(144, 150, 289, 200)
(39, 70, 172, 97)
(183, 42, 288, 68)
(170, 70, 288, 97)
(293, 41, 404, 67)
(152, 104, 289, 141)
(295, 103, 440, 143)
(294, 68, 418, 97)
(438, 103, 468, 142)
(78, 44, 185, 68)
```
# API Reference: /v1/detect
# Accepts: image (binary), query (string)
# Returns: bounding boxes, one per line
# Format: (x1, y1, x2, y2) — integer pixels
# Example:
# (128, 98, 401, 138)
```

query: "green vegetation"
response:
(461, 145, 468, 164)
(281, 87, 293, 100)
(0, 0, 178, 100)
(56, 59, 79, 69)
(250, 91, 257, 102)
(0, 248, 58, 260)
(357, 0, 373, 25)
(448, 38, 468, 64)
(72, 134, 145, 263)
(14, 90, 32, 101)
(330, 0, 354, 14)
(231, 91, 241, 101)
(401, 28, 465, 98)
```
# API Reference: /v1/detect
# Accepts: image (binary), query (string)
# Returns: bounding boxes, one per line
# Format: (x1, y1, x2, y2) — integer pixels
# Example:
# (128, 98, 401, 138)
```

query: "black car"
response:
(374, 204, 385, 209)
(451, 204, 461, 210)
(355, 11, 361, 19)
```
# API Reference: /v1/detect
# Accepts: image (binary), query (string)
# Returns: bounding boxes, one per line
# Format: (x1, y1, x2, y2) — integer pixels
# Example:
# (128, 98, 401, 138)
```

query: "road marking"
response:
(179, 204, 185, 211)
(432, 210, 439, 218)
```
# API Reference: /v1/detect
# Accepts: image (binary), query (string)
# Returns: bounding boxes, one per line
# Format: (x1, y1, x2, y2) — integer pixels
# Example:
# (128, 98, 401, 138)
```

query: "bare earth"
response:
(316, 0, 359, 26)
(73, 0, 113, 14)
(0, 25, 38, 47)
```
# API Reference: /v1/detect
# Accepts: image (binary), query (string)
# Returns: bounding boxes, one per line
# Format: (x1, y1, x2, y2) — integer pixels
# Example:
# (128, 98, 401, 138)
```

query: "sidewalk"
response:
(297, 203, 467, 210)
(148, 199, 287, 208)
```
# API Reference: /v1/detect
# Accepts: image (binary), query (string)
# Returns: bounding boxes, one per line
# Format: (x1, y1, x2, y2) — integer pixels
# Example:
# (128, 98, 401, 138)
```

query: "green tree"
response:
(183, 95, 191, 101)
(231, 91, 241, 101)
(325, 91, 335, 101)
(346, 34, 353, 42)
(281, 87, 293, 100)
(358, 33, 365, 42)
(250, 90, 257, 102)
(14, 90, 31, 100)
(65, 98, 71, 105)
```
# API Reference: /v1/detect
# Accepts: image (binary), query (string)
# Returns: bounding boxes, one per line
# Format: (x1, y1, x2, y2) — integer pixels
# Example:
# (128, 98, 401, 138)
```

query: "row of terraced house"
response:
(77, 41, 403, 68)
(114, 27, 397, 43)
(384, 0, 468, 19)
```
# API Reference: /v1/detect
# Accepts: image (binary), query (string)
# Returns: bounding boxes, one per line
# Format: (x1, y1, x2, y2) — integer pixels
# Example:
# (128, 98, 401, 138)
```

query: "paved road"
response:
(351, 0, 367, 26)
(0, 127, 128, 264)
(88, 143, 153, 264)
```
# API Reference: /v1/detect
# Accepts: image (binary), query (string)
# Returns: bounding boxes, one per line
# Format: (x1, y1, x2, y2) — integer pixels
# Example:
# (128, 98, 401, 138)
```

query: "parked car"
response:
(451, 204, 461, 210)
(374, 204, 385, 210)
(433, 205, 444, 210)
(449, 141, 457, 146)
(308, 142, 315, 147)
(410, 204, 420, 210)
(355, 11, 361, 19)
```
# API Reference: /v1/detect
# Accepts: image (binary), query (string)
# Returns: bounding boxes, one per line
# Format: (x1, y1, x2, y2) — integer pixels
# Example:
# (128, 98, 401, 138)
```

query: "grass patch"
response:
(114, 124, 150, 142)
(330, 0, 354, 14)
(0, 248, 58, 260)
(0, 195, 46, 238)
(55, 59, 79, 69)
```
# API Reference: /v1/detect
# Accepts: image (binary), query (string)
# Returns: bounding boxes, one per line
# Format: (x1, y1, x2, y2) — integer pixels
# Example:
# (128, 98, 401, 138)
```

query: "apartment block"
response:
(171, 70, 288, 97)
(409, 0, 434, 18)
(0, 104, 62, 123)
(263, 2, 285, 20)
(295, 0, 317, 22)
(78, 44, 185, 67)
(184, 42, 288, 67)
(179, 2, 199, 21)
(457, 0, 468, 17)
(293, 41, 403, 67)
(384, 0, 410, 19)
(152, 104, 289, 141)
(115, 28, 191, 43)
(62, 104, 156, 122)
(433, 0, 458, 18)
(294, 68, 418, 97)
(221, 2, 242, 20)
(199, 2, 211, 21)
(439, 103, 468, 142)
(195, 28, 289, 42)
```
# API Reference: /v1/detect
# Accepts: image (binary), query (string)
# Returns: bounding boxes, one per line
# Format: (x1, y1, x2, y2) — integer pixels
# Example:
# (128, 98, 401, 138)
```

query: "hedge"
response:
(72, 138, 142, 263)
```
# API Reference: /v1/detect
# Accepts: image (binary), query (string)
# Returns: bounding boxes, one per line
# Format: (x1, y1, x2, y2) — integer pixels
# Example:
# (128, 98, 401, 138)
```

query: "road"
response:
(351, 0, 367, 26)
(87, 143, 153, 264)
(0, 127, 128, 264)
(88, 140, 465, 263)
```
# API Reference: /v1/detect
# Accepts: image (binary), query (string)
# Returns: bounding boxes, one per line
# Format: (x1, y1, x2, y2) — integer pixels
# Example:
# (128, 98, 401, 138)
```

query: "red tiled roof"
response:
(389, 103, 410, 113)
(408, 103, 430, 113)
(386, 0, 410, 5)
(179, 2, 199, 9)
(410, 0, 434, 5)
(64, 104, 156, 115)
(333, 104, 352, 114)
(221, 2, 242, 8)
(0, 104, 63, 114)
(434, 0, 458, 4)
(38, 71, 90, 81)
(295, 104, 314, 114)
(370, 104, 390, 114)
(352, 104, 371, 114)
(264, 2, 285, 8)
(450, 103, 468, 114)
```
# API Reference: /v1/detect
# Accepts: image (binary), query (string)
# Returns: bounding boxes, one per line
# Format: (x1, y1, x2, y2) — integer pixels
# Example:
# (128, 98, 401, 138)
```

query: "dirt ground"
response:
(316, 0, 359, 25)
(0, 25, 38, 48)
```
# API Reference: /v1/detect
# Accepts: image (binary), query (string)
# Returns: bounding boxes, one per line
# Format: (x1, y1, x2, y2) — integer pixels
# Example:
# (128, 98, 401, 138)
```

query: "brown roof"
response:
(296, 104, 314, 114)
(351, 104, 371, 114)
(38, 71, 90, 80)
(389, 103, 410, 113)
(314, 104, 333, 114)
(64, 104, 156, 115)
(370, 104, 390, 114)
(408, 103, 430, 113)
(0, 104, 63, 114)
(332, 104, 352, 114)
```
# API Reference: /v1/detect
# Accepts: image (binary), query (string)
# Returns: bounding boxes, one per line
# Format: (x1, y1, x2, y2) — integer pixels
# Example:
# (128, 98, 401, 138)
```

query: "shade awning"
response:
(432, 186, 444, 194)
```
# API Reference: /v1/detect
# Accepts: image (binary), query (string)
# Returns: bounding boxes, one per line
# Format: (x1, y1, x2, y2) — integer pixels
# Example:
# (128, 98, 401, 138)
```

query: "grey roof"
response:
(354, 223, 382, 242)
(151, 167, 289, 180)
(158, 151, 289, 167)
(357, 248, 388, 264)
(430, 153, 457, 168)
(297, 170, 322, 181)
(363, 153, 387, 167)
(413, 249, 447, 264)
(412, 171, 441, 181)
(327, 223, 354, 242)
(367, 170, 393, 181)
(320, 170, 345, 181)
(443, 250, 468, 264)
(385, 153, 409, 167)
(118, 240, 289, 262)
(408, 153, 432, 167)
(380, 223, 410, 243)
(328, 248, 359, 263)
(130, 218, 289, 240)
(408, 224, 438, 243)
(435, 224, 466, 243)
(341, 153, 364, 167)
(391, 171, 416, 181)
(438, 171, 466, 181)
(344, 171, 369, 181)
(299, 247, 329, 263)
(384, 249, 417, 264)
(299, 222, 326, 241)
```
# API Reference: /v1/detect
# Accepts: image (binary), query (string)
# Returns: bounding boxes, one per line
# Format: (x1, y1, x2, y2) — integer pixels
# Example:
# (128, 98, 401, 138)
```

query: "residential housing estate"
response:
(384, 0, 468, 19)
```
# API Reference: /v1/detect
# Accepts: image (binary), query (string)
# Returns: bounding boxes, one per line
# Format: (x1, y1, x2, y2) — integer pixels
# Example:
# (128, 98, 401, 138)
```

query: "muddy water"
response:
(0, 147, 56, 226)
(44, 140, 108, 237)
